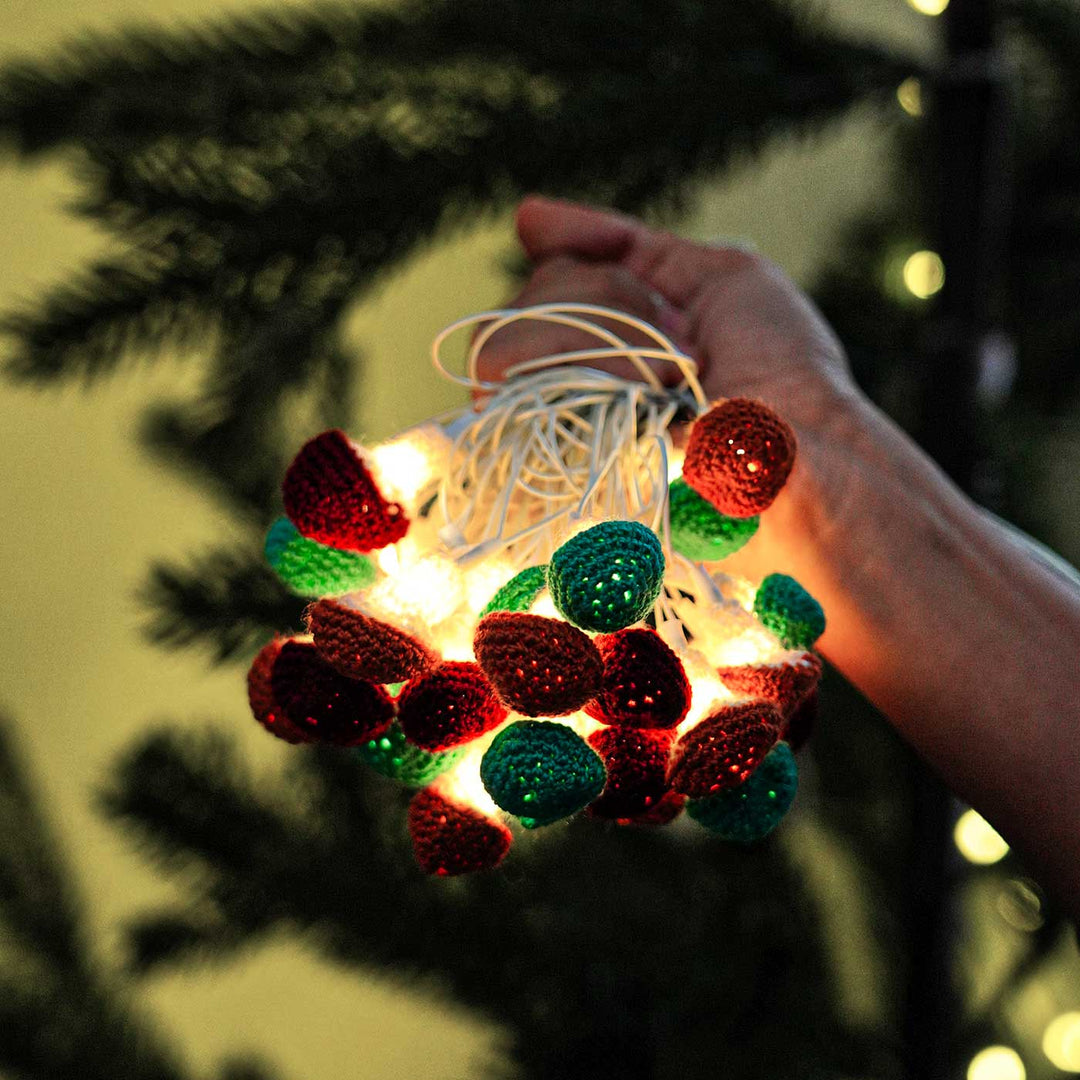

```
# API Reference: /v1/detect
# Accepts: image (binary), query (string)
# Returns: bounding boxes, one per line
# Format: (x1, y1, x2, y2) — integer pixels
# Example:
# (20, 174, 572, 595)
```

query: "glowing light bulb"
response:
(667, 448, 685, 482)
(907, 0, 949, 15)
(369, 425, 448, 505)
(897, 77, 923, 117)
(1044, 1013, 1080, 1072)
(530, 593, 560, 619)
(903, 250, 946, 299)
(967, 1046, 1024, 1080)
(954, 809, 1009, 865)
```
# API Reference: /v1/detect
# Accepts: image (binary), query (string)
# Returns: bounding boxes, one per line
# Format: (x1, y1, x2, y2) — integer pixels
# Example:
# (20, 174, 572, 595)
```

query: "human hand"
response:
(476, 195, 872, 590)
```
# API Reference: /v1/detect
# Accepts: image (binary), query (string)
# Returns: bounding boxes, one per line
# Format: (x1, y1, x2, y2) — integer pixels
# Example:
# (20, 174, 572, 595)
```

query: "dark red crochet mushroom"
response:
(397, 661, 509, 751)
(473, 612, 603, 716)
(585, 628, 691, 729)
(282, 428, 409, 552)
(307, 599, 437, 683)
(668, 700, 782, 797)
(587, 726, 676, 821)
(269, 639, 395, 746)
(682, 398, 796, 517)
(247, 638, 310, 744)
(408, 788, 512, 876)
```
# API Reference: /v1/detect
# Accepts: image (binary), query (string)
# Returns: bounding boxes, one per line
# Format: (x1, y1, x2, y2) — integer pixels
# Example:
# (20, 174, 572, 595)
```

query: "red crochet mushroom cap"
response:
(408, 788, 512, 876)
(307, 599, 438, 683)
(584, 628, 691, 729)
(716, 652, 822, 719)
(586, 726, 676, 821)
(668, 700, 782, 797)
(473, 612, 603, 717)
(682, 398, 796, 517)
(247, 638, 310, 744)
(269, 639, 395, 746)
(282, 428, 409, 552)
(397, 661, 509, 752)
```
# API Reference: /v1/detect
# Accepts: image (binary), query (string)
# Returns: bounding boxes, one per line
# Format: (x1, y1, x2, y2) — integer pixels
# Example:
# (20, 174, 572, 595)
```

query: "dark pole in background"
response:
(903, 1, 1013, 1077)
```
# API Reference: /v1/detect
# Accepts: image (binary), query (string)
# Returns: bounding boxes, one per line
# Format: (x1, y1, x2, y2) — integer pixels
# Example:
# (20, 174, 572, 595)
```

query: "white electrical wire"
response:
(429, 304, 706, 569)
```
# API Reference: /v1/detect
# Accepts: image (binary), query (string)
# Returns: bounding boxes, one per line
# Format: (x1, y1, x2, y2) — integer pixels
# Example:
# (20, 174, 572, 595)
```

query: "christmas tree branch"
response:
(141, 546, 307, 662)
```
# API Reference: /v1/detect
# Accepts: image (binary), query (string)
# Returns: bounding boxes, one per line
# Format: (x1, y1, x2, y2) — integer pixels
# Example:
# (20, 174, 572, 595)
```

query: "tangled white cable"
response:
(430, 303, 707, 568)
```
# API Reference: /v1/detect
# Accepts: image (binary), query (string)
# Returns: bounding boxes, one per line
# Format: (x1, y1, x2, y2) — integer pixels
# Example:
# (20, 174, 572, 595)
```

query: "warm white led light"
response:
(967, 1046, 1024, 1080)
(954, 809, 1009, 865)
(1043, 1013, 1080, 1071)
(903, 250, 946, 299)
(907, 0, 949, 15)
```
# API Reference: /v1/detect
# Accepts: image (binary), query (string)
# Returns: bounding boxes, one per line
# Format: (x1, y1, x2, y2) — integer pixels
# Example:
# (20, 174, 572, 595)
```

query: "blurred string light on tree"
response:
(1044, 1013, 1080, 1072)
(902, 249, 946, 299)
(907, 0, 950, 15)
(967, 1046, 1025, 1080)
(954, 808, 1010, 864)
(896, 76, 924, 117)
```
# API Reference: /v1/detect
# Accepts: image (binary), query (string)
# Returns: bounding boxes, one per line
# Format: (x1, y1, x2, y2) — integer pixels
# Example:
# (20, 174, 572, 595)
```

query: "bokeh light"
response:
(955, 809, 1009, 864)
(1044, 1013, 1080, 1072)
(967, 1046, 1025, 1080)
(897, 77, 923, 117)
(907, 0, 950, 15)
(902, 250, 946, 299)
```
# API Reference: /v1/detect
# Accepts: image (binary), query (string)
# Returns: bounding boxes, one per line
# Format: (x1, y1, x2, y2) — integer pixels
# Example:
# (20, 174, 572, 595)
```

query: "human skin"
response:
(476, 195, 1080, 920)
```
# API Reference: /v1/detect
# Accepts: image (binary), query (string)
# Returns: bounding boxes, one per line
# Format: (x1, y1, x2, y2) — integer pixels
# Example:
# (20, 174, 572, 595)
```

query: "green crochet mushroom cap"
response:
(481, 564, 548, 616)
(356, 722, 462, 786)
(668, 478, 759, 562)
(265, 516, 377, 597)
(686, 741, 797, 843)
(753, 573, 826, 649)
(547, 521, 664, 632)
(480, 720, 606, 828)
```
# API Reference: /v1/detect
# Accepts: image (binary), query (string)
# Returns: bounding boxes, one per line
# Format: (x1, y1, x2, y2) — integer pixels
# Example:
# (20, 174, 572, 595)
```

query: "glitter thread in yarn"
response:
(269, 640, 395, 746)
(480, 564, 548, 615)
(586, 726, 675, 821)
(247, 638, 310, 744)
(585, 628, 691, 729)
(264, 517, 377, 597)
(667, 479, 759, 562)
(547, 521, 665, 632)
(753, 574, 826, 650)
(668, 700, 782, 797)
(396, 661, 508, 751)
(480, 720, 607, 828)
(473, 612, 603, 716)
(682, 398, 796, 517)
(357, 722, 463, 786)
(307, 600, 438, 683)
(687, 741, 798, 842)
(408, 788, 512, 875)
(282, 429, 409, 552)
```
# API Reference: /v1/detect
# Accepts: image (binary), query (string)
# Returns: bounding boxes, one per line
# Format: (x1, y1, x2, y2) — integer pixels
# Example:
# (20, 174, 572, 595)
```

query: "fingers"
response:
(516, 195, 639, 262)
(516, 195, 758, 311)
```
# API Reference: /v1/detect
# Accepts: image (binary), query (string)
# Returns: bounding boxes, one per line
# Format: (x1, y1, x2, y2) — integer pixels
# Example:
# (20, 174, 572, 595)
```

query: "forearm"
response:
(777, 395, 1080, 910)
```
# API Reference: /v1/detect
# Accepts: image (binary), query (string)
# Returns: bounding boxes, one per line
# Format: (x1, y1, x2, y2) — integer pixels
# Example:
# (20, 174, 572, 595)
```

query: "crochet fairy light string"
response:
(250, 302, 825, 876)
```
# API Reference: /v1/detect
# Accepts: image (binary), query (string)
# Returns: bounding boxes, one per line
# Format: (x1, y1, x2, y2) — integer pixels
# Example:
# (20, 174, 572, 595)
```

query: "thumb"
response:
(515, 195, 753, 310)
